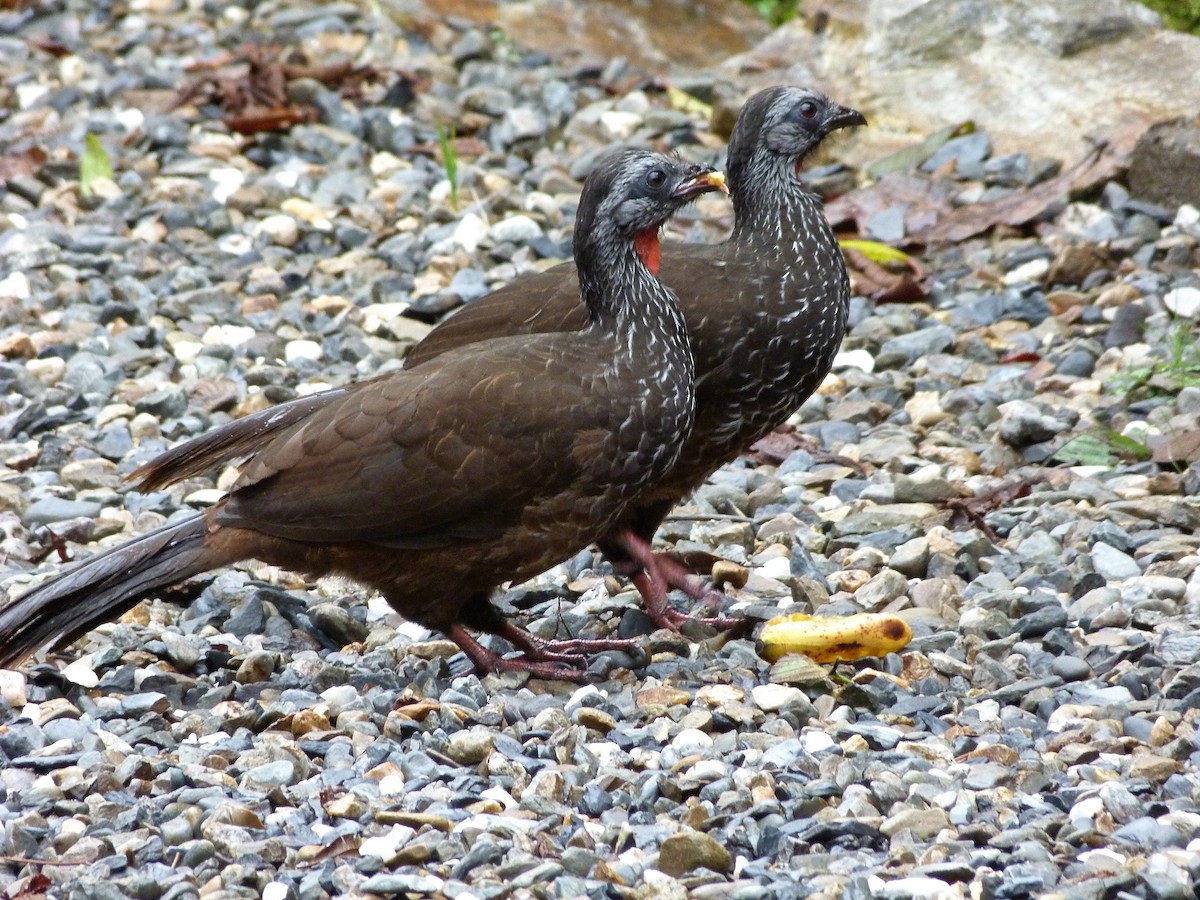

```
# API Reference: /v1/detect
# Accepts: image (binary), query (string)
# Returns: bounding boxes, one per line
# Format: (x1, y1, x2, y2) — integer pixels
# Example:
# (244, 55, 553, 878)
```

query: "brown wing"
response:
(212, 334, 618, 550)
(402, 261, 589, 369)
(130, 387, 356, 492)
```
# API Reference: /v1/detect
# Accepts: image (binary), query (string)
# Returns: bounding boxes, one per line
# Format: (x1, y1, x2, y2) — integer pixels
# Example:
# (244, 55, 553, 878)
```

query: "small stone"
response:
(310, 603, 369, 646)
(1050, 656, 1091, 682)
(360, 873, 446, 895)
(253, 214, 300, 246)
(0, 669, 27, 707)
(488, 214, 543, 244)
(854, 568, 909, 611)
(447, 730, 494, 765)
(751, 683, 804, 712)
(656, 829, 732, 877)
(1159, 632, 1200, 666)
(325, 792, 367, 820)
(235, 650, 276, 683)
(1129, 754, 1179, 782)
(880, 808, 951, 840)
(1091, 542, 1141, 580)
(240, 760, 297, 791)
(574, 707, 617, 733)
(290, 708, 331, 736)
(1163, 286, 1200, 319)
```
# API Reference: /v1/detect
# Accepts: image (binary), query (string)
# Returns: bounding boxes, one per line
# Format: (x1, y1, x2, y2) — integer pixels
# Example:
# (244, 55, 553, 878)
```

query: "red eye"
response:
(798, 100, 819, 119)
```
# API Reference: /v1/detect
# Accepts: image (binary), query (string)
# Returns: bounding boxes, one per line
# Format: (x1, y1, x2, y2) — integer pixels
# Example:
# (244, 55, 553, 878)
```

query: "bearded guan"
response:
(0, 150, 728, 679)
(404, 86, 866, 630)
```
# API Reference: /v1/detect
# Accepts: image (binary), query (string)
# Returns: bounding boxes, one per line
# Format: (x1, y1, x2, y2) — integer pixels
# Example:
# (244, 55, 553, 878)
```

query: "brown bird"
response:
(403, 87, 866, 631)
(0, 150, 728, 679)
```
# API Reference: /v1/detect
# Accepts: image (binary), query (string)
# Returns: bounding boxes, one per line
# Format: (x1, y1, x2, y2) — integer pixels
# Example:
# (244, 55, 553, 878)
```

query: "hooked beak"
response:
(826, 103, 868, 133)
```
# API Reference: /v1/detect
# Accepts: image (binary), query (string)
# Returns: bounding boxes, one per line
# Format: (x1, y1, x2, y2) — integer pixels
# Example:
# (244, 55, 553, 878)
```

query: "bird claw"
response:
(447, 622, 644, 682)
(614, 531, 749, 635)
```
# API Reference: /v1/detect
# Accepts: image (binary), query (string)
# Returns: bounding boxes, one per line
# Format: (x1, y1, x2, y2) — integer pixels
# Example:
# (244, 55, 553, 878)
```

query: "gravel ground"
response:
(2, 2, 1200, 899)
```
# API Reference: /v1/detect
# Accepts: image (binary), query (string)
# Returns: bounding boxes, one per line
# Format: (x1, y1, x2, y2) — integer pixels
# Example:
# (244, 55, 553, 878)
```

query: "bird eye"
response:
(797, 100, 819, 119)
(645, 168, 667, 189)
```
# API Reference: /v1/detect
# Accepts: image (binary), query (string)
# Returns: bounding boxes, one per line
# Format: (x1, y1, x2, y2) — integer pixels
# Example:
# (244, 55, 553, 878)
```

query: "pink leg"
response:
(616, 531, 747, 633)
(496, 621, 644, 663)
(446, 624, 592, 682)
(445, 622, 645, 682)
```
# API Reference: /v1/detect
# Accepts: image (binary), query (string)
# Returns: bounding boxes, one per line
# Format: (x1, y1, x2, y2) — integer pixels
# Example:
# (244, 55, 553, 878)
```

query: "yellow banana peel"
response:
(758, 612, 913, 664)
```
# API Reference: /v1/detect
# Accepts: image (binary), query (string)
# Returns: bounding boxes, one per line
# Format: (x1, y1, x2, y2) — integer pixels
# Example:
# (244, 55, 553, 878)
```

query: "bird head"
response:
(575, 149, 728, 275)
(728, 86, 867, 183)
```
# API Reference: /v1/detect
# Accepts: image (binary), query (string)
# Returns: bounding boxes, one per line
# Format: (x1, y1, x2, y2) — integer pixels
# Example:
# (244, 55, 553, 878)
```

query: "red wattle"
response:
(634, 229, 661, 276)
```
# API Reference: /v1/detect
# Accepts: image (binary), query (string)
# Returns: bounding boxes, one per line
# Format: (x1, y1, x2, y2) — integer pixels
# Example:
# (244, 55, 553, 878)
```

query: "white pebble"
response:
(565, 684, 603, 712)
(832, 348, 875, 372)
(600, 110, 642, 140)
(255, 213, 301, 247)
(685, 758, 728, 782)
(27, 357, 66, 386)
(61, 657, 99, 688)
(203, 324, 256, 347)
(1174, 204, 1200, 228)
(1164, 286, 1200, 319)
(1003, 257, 1050, 284)
(208, 166, 245, 204)
(285, 339, 323, 363)
(359, 824, 415, 860)
(751, 683, 803, 712)
(758, 556, 792, 581)
(452, 213, 489, 253)
(802, 731, 836, 754)
(0, 670, 27, 707)
(670, 728, 713, 751)
(0, 271, 30, 300)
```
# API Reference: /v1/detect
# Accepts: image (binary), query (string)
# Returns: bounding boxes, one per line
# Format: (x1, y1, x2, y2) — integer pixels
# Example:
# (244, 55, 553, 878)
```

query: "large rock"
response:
(391, 0, 768, 71)
(1128, 118, 1200, 209)
(720, 0, 1200, 167)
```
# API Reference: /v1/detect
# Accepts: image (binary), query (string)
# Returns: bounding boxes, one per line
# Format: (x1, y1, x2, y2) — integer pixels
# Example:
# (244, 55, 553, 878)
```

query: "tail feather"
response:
(0, 515, 222, 669)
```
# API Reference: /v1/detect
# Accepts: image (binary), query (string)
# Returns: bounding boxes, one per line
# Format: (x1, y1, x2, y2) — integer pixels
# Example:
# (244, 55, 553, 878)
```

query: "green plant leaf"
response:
(80, 133, 113, 197)
(437, 124, 458, 210)
(1053, 433, 1115, 466)
(1053, 430, 1151, 466)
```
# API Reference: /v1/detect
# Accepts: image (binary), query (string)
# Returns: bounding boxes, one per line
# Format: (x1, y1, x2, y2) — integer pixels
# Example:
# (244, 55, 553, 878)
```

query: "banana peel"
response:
(757, 612, 913, 664)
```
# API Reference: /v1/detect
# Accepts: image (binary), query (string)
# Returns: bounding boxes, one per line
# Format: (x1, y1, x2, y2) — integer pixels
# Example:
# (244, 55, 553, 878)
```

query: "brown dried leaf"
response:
(844, 247, 928, 304)
(943, 478, 1036, 539)
(824, 172, 956, 239)
(224, 106, 316, 135)
(26, 35, 70, 56)
(11, 873, 52, 899)
(912, 143, 1108, 244)
(748, 425, 865, 472)
(0, 146, 46, 181)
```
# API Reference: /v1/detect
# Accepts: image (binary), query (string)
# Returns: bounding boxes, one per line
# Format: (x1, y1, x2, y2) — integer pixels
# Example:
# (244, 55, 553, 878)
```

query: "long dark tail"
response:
(0, 515, 223, 669)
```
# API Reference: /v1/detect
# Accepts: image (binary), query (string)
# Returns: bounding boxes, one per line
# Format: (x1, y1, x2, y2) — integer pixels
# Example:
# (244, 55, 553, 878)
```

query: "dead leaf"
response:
(943, 478, 1037, 540)
(843, 247, 928, 304)
(825, 172, 956, 240)
(911, 143, 1108, 244)
(225, 106, 316, 135)
(749, 425, 866, 472)
(0, 146, 46, 182)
